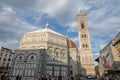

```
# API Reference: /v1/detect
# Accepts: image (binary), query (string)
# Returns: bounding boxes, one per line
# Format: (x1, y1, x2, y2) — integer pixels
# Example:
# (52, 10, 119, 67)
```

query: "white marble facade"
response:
(11, 26, 69, 80)
(11, 49, 47, 80)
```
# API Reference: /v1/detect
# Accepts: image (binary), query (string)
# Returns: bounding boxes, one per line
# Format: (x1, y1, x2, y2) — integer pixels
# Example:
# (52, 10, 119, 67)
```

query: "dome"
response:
(67, 39, 78, 51)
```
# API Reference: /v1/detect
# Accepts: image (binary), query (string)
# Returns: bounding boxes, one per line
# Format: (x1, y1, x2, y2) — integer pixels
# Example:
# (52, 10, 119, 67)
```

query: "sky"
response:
(0, 0, 120, 63)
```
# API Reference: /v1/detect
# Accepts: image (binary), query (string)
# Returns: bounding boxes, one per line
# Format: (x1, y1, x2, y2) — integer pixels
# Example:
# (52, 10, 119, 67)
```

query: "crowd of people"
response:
(1, 74, 21, 80)
(1, 74, 120, 80)
(97, 74, 120, 80)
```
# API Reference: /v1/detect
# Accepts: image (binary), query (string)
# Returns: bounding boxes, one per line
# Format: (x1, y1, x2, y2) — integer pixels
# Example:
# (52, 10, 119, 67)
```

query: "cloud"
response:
(0, 39, 19, 50)
(0, 0, 36, 11)
(0, 0, 84, 24)
(65, 22, 77, 32)
(65, 0, 120, 55)
(0, 6, 39, 49)
(0, 0, 120, 57)
(36, 0, 69, 16)
(71, 36, 78, 45)
(93, 53, 100, 66)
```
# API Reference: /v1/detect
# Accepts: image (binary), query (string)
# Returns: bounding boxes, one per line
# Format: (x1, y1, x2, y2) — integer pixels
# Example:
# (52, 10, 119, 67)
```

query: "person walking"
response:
(75, 76, 79, 80)
(105, 75, 110, 80)
(16, 75, 19, 80)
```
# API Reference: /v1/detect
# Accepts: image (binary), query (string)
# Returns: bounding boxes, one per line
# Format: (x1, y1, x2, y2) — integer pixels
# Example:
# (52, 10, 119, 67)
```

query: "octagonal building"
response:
(10, 24, 80, 80)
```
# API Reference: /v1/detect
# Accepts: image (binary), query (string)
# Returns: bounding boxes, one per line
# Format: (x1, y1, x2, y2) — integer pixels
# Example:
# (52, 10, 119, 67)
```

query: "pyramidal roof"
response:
(26, 24, 64, 37)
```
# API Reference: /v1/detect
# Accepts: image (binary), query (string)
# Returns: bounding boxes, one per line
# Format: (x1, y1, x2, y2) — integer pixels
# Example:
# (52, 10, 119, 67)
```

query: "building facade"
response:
(95, 65, 100, 76)
(112, 32, 120, 57)
(0, 47, 14, 75)
(95, 57, 104, 76)
(10, 49, 47, 80)
(98, 32, 120, 77)
(77, 55, 81, 75)
(76, 13, 95, 75)
(100, 41, 120, 76)
(11, 24, 80, 80)
(67, 39, 79, 76)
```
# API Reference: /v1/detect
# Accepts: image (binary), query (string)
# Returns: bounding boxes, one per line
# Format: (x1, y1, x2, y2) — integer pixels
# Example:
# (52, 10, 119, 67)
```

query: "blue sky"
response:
(0, 0, 120, 62)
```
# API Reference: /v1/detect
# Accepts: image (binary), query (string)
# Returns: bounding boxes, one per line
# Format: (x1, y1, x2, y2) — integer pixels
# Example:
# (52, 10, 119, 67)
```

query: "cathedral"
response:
(10, 23, 80, 80)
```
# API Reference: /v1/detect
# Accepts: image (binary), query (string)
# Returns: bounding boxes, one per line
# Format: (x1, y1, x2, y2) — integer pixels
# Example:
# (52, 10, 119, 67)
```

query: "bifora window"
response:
(83, 44, 85, 48)
(86, 44, 88, 48)
(81, 34, 87, 38)
(84, 34, 86, 38)
(82, 44, 88, 48)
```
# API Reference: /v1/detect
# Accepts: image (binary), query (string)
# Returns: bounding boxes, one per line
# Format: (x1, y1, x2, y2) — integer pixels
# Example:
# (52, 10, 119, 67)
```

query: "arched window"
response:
(30, 56, 34, 59)
(81, 35, 84, 38)
(16, 55, 24, 60)
(19, 56, 22, 59)
(13, 54, 25, 76)
(48, 47, 53, 58)
(25, 54, 37, 77)
(86, 44, 88, 48)
(28, 54, 36, 60)
(84, 34, 86, 38)
(83, 44, 85, 48)
(81, 23, 84, 29)
(61, 50, 67, 62)
(54, 48, 60, 60)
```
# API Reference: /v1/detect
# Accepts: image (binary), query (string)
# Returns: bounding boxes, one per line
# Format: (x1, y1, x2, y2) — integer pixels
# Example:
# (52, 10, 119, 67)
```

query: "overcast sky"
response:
(0, 0, 120, 63)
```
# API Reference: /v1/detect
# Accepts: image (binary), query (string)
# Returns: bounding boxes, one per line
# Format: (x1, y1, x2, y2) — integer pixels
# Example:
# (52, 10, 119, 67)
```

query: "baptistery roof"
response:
(18, 24, 67, 49)
(18, 24, 78, 51)
(26, 27, 64, 37)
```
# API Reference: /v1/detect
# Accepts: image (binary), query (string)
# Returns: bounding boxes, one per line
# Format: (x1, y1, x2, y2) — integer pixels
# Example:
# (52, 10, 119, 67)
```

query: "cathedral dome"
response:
(67, 39, 78, 51)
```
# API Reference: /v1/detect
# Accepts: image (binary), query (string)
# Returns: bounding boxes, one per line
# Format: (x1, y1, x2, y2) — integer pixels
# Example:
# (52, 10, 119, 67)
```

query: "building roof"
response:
(26, 26, 64, 37)
(112, 32, 120, 45)
(0, 46, 14, 53)
(67, 39, 78, 52)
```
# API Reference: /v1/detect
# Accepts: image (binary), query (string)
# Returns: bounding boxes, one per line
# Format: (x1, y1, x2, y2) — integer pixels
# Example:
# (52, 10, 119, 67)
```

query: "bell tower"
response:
(76, 13, 95, 75)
